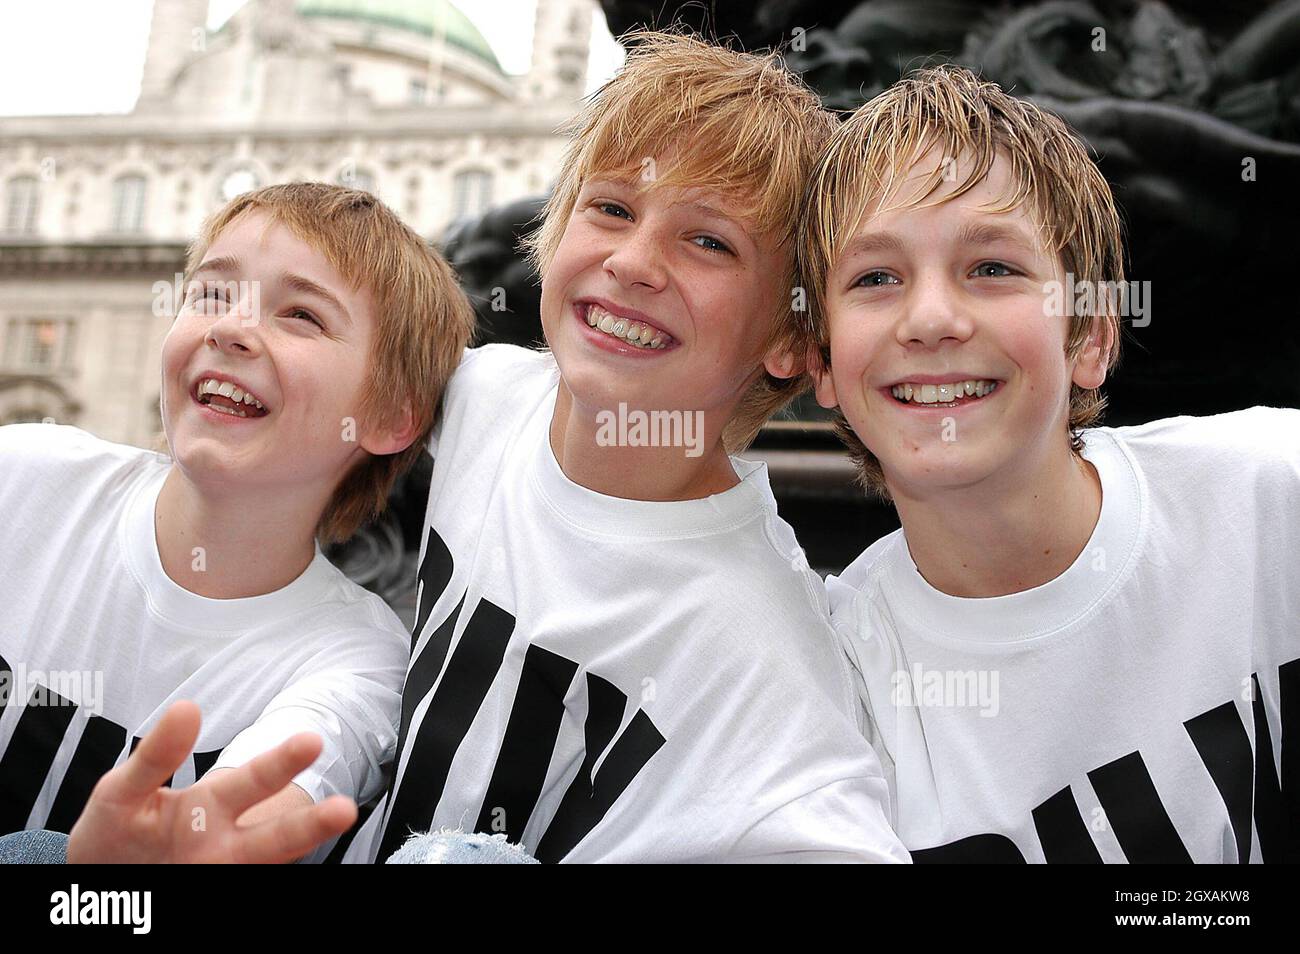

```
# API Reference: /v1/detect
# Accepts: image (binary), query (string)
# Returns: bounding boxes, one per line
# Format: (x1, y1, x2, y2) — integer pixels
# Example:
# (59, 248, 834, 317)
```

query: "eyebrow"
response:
(838, 231, 905, 259)
(283, 273, 351, 325)
(192, 254, 241, 275)
(955, 222, 1038, 252)
(586, 178, 756, 244)
(675, 198, 737, 223)
(837, 221, 1039, 264)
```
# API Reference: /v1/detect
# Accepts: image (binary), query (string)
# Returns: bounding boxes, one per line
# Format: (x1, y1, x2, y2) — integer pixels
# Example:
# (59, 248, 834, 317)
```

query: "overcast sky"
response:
(0, 0, 625, 116)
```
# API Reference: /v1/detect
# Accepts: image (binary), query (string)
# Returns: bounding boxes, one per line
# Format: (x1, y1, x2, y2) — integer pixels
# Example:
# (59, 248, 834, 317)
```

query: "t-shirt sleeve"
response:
(211, 623, 407, 807)
(0, 423, 96, 486)
(426, 345, 477, 459)
(730, 776, 910, 863)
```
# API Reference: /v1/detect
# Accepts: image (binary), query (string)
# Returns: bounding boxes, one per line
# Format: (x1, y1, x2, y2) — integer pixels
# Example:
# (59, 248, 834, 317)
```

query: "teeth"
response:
(584, 305, 670, 350)
(890, 379, 997, 404)
(206, 401, 247, 418)
(197, 378, 266, 411)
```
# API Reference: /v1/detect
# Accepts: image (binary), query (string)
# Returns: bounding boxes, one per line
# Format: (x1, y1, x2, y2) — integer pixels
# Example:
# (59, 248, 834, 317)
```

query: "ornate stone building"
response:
(0, 0, 596, 445)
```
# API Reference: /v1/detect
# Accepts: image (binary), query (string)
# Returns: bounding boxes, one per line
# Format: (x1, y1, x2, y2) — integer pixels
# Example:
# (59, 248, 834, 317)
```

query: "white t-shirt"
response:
(342, 344, 907, 863)
(826, 409, 1300, 863)
(0, 424, 408, 853)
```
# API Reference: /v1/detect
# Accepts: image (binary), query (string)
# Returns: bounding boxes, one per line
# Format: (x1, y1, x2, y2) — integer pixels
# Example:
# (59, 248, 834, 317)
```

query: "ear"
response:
(1071, 318, 1111, 391)
(805, 344, 839, 409)
(360, 400, 421, 457)
(763, 342, 803, 380)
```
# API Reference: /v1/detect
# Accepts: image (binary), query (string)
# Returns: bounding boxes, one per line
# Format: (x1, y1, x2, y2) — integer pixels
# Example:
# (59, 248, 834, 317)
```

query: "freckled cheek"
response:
(844, 337, 883, 405)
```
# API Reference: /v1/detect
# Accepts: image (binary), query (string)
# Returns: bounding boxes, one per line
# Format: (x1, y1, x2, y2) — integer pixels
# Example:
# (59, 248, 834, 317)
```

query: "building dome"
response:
(297, 0, 503, 72)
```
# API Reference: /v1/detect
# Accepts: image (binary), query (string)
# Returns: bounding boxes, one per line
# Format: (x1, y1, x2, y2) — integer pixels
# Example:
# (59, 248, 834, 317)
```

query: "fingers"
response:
(103, 700, 202, 805)
(232, 795, 358, 865)
(204, 732, 324, 818)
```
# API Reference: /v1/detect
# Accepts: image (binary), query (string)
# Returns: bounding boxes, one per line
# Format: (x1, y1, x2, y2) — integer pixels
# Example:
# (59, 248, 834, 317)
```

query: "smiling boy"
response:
(319, 30, 907, 864)
(803, 65, 1300, 862)
(0, 183, 474, 861)
(56, 31, 906, 866)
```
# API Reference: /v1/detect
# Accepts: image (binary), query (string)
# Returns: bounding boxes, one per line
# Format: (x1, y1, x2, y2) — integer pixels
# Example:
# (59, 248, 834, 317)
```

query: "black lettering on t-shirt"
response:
(377, 525, 667, 863)
(44, 714, 128, 833)
(0, 680, 78, 833)
(911, 657, 1299, 863)
(474, 644, 579, 842)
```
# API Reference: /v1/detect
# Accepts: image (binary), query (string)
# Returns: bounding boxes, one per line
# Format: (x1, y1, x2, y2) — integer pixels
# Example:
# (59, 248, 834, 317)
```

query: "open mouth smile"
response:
(192, 377, 270, 420)
(575, 301, 677, 353)
(888, 378, 1000, 409)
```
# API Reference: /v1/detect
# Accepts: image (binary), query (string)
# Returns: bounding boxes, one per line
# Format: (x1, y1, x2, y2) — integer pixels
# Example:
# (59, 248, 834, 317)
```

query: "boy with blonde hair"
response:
(803, 65, 1299, 862)
(0, 182, 475, 862)
(318, 29, 906, 864)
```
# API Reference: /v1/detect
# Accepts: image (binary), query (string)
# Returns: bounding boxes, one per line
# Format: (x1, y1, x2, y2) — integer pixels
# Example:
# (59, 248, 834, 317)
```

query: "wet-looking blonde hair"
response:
(799, 64, 1126, 497)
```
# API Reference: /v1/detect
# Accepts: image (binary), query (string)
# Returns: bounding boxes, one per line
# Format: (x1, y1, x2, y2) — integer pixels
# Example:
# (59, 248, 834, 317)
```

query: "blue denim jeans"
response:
(0, 828, 535, 864)
(0, 829, 68, 864)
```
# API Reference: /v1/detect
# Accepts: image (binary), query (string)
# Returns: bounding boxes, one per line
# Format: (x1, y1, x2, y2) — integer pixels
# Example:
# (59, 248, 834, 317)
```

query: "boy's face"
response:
(538, 157, 791, 429)
(161, 211, 396, 500)
(813, 147, 1106, 497)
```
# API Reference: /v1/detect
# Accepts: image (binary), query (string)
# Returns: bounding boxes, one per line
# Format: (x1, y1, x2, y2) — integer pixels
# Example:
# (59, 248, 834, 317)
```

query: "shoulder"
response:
(1090, 407, 1300, 493)
(315, 562, 410, 640)
(278, 563, 410, 665)
(701, 518, 864, 719)
(1096, 407, 1296, 458)
(0, 422, 146, 465)
(433, 345, 557, 458)
(0, 423, 164, 495)
(445, 344, 557, 407)
(825, 528, 906, 625)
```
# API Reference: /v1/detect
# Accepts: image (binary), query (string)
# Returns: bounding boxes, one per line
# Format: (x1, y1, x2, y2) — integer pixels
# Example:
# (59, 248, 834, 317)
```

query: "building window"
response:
(452, 169, 493, 222)
(110, 174, 147, 233)
(3, 176, 40, 234)
(217, 167, 260, 203)
(3, 318, 76, 371)
(409, 77, 427, 103)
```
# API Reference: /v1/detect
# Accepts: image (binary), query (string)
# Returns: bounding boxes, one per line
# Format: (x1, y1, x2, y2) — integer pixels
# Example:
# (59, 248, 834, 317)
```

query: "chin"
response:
(556, 355, 652, 411)
(879, 448, 1005, 498)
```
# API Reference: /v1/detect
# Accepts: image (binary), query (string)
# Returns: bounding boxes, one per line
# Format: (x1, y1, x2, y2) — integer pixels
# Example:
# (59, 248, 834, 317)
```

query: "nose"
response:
(603, 221, 668, 292)
(895, 271, 975, 349)
(204, 288, 262, 357)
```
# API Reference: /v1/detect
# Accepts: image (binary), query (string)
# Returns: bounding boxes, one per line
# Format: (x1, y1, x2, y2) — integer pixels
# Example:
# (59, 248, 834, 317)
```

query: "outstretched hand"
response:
(67, 700, 357, 863)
